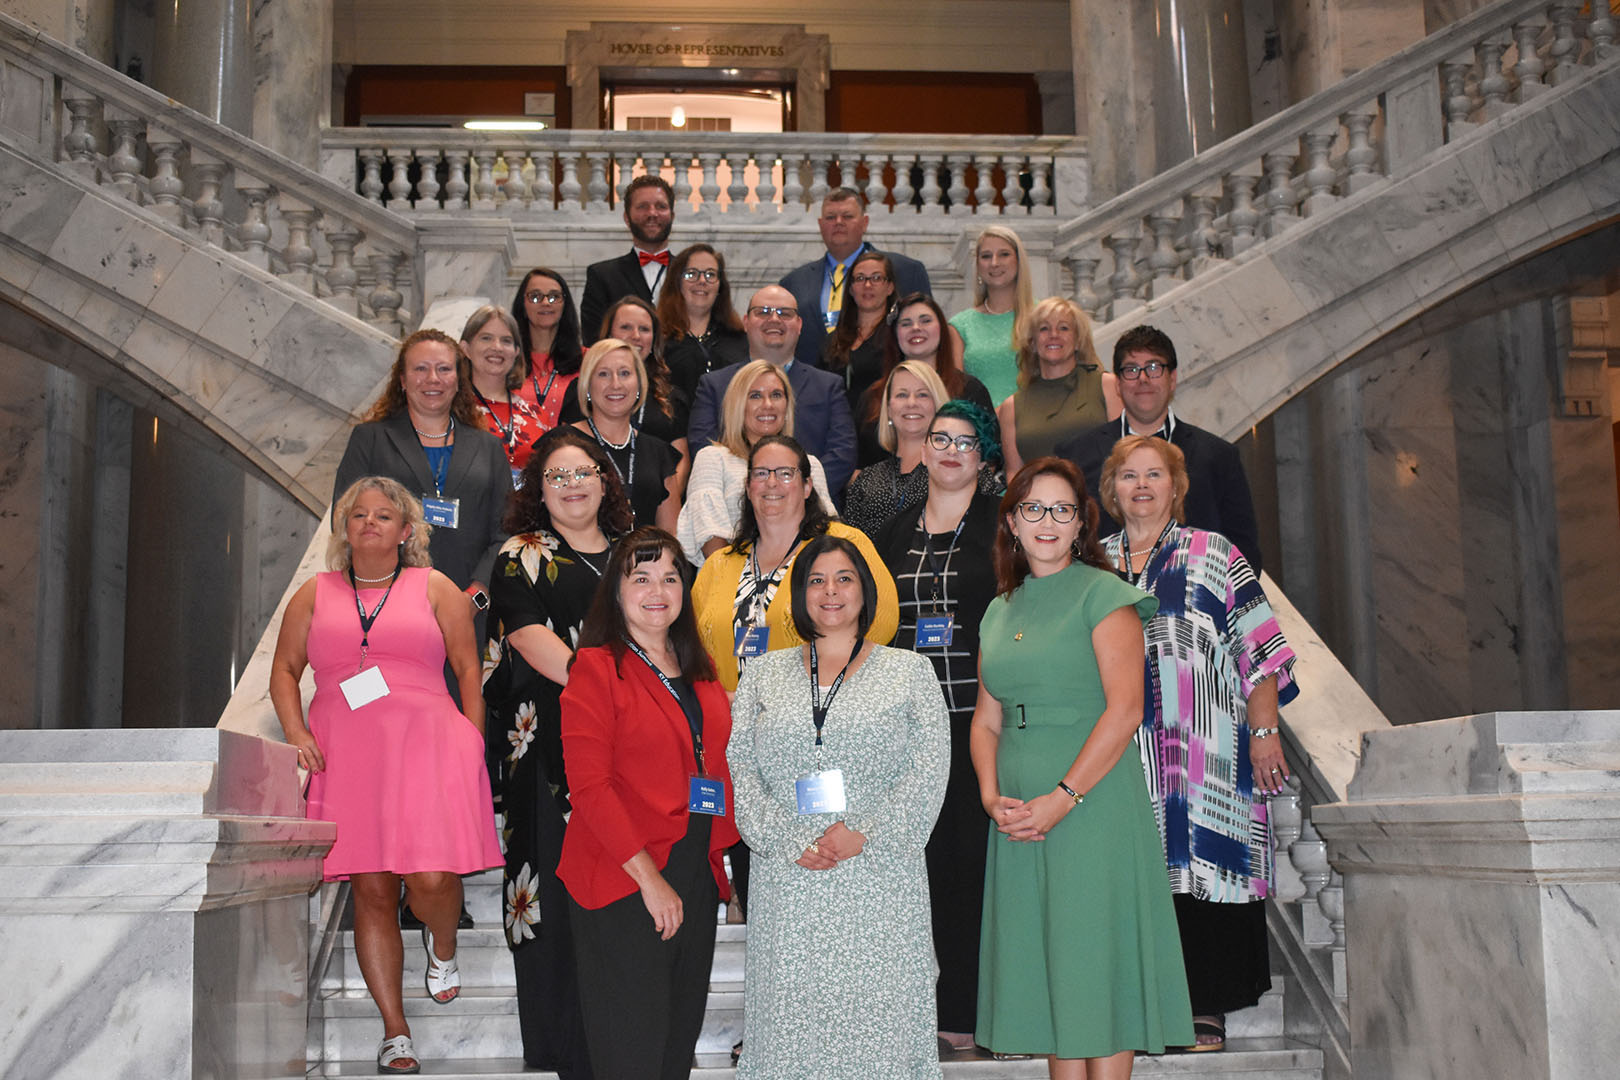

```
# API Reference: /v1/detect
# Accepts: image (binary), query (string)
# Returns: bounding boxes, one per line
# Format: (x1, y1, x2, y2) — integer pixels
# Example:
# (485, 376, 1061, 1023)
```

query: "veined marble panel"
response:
(194, 274, 298, 362)
(0, 147, 87, 255)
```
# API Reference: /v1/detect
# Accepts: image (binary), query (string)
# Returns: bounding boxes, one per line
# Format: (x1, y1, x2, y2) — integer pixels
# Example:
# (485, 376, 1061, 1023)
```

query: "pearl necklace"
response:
(353, 570, 398, 583)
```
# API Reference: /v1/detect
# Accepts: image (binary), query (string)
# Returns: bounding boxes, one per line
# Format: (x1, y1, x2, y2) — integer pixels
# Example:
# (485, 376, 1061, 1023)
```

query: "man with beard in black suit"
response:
(580, 173, 675, 343)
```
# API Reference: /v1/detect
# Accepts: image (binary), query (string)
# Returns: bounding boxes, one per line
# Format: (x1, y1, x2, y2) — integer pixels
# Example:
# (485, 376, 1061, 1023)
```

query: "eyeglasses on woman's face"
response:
(749, 466, 801, 484)
(926, 431, 981, 454)
(1118, 360, 1170, 380)
(542, 465, 602, 488)
(851, 273, 889, 286)
(1016, 501, 1079, 524)
(681, 267, 720, 283)
(525, 290, 564, 306)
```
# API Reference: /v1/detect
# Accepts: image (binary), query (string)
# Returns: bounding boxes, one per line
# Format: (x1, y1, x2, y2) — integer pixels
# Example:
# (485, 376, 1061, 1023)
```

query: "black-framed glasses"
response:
(1118, 360, 1170, 380)
(1016, 501, 1079, 524)
(681, 268, 720, 282)
(542, 465, 601, 488)
(926, 431, 981, 454)
(747, 305, 798, 320)
(851, 273, 889, 286)
(749, 466, 801, 484)
(525, 291, 564, 306)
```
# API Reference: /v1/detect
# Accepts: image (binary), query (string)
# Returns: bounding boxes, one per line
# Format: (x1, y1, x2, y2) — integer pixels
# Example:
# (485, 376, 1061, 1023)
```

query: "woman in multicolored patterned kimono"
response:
(484, 426, 632, 1078)
(1099, 434, 1299, 1054)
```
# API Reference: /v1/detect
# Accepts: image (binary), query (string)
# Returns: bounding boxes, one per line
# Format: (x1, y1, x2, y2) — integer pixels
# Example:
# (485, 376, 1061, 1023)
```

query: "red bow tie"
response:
(638, 250, 670, 267)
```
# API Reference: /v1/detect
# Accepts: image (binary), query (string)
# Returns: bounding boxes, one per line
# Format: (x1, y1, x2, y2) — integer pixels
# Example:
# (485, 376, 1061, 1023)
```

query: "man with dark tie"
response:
(1055, 324, 1264, 572)
(579, 174, 675, 343)
(778, 187, 931, 367)
(686, 285, 857, 498)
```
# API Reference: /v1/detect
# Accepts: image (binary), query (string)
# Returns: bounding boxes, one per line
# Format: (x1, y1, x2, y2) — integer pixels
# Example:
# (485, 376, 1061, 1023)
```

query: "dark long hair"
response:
(657, 243, 744, 339)
(504, 426, 634, 536)
(868, 292, 968, 425)
(788, 534, 879, 643)
(362, 328, 482, 424)
(599, 295, 675, 420)
(824, 250, 894, 374)
(573, 526, 715, 682)
(726, 435, 833, 555)
(510, 267, 584, 377)
(992, 457, 1110, 596)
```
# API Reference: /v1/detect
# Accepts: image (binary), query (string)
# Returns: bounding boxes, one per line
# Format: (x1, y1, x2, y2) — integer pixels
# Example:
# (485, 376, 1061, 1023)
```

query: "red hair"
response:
(992, 456, 1111, 595)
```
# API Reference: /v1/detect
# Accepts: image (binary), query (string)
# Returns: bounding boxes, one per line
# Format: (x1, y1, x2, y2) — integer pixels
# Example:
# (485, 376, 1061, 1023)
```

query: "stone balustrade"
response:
(320, 130, 1086, 220)
(0, 10, 420, 336)
(1052, 0, 1616, 324)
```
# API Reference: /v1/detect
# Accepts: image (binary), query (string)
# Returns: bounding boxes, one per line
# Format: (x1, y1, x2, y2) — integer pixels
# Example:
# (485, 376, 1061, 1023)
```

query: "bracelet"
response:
(1056, 780, 1084, 806)
(1250, 726, 1279, 740)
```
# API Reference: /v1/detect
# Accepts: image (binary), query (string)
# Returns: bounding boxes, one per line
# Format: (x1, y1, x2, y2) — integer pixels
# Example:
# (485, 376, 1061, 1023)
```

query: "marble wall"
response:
(0, 349, 47, 727)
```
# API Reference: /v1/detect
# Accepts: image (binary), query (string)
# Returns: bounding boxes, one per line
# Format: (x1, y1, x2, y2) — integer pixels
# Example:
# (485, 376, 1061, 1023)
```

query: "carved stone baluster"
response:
(1341, 103, 1381, 194)
(501, 150, 530, 210)
(1300, 122, 1339, 217)
(323, 221, 363, 318)
(443, 151, 469, 211)
(691, 152, 719, 215)
(60, 86, 101, 181)
(918, 156, 944, 215)
(1319, 870, 1348, 998)
(1289, 817, 1331, 903)
(190, 152, 227, 247)
(474, 150, 500, 211)
(972, 153, 998, 213)
(1475, 34, 1512, 120)
(1440, 56, 1477, 139)
(1104, 224, 1145, 317)
(642, 150, 668, 191)
(358, 148, 385, 203)
(1178, 180, 1223, 280)
(386, 149, 413, 207)
(755, 153, 778, 210)
(414, 149, 442, 208)
(104, 110, 143, 201)
(1269, 781, 1305, 902)
(1547, 5, 1579, 85)
(1063, 242, 1104, 321)
(145, 127, 186, 226)
(581, 151, 609, 213)
(1511, 16, 1548, 101)
(558, 153, 583, 210)
(232, 173, 272, 269)
(945, 153, 972, 215)
(1146, 202, 1182, 299)
(780, 152, 805, 212)
(725, 150, 751, 211)
(368, 249, 406, 336)
(670, 153, 694, 209)
(1592, 6, 1617, 61)
(863, 153, 889, 212)
(530, 149, 554, 210)
(1000, 155, 1025, 212)
(889, 154, 915, 210)
(1027, 159, 1053, 215)
(1222, 165, 1262, 256)
(1261, 149, 1299, 238)
(279, 198, 319, 293)
(807, 155, 831, 212)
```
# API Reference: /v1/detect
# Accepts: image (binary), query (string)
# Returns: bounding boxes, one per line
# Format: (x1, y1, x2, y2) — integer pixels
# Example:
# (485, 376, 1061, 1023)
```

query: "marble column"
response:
(1275, 0, 1426, 103)
(1149, 0, 1253, 166)
(151, 0, 254, 135)
(0, 348, 49, 728)
(1312, 710, 1620, 1080)
(251, 0, 333, 168)
(36, 365, 97, 730)
(86, 390, 132, 728)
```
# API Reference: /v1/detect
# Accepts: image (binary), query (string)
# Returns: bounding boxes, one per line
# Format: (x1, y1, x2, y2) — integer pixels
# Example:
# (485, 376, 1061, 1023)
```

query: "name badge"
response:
(511, 467, 525, 490)
(795, 768, 846, 815)
(734, 625, 770, 658)
(339, 665, 390, 710)
(689, 776, 727, 816)
(422, 495, 460, 528)
(915, 615, 954, 648)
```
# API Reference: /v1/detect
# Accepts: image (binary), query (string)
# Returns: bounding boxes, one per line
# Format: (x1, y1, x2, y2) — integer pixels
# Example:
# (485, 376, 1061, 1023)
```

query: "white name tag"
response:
(795, 768, 846, 815)
(339, 665, 390, 710)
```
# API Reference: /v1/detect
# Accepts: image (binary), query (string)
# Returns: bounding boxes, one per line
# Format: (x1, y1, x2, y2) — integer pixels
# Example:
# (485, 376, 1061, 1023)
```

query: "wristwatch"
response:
(467, 587, 490, 611)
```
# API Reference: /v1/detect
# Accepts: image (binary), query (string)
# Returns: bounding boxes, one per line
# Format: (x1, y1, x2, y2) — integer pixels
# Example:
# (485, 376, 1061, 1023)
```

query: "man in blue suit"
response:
(778, 187, 931, 367)
(687, 285, 858, 498)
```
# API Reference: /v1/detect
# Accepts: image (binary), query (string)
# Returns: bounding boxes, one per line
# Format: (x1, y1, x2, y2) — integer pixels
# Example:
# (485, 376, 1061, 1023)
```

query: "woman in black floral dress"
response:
(484, 427, 632, 1078)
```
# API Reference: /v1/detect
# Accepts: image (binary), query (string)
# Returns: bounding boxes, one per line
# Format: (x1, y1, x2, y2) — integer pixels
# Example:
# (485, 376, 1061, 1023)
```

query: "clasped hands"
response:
(985, 790, 1074, 842)
(796, 821, 865, 870)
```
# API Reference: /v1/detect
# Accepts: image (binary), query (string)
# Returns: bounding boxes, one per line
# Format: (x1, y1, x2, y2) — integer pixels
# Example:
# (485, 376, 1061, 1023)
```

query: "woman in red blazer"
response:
(558, 526, 739, 1080)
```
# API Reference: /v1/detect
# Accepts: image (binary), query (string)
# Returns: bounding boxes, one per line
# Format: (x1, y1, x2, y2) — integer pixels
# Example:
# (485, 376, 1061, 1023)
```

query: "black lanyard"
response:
(1120, 519, 1176, 587)
(742, 540, 802, 616)
(624, 638, 705, 774)
(808, 639, 863, 747)
(472, 385, 518, 454)
(421, 417, 453, 496)
(349, 564, 400, 669)
(916, 512, 966, 612)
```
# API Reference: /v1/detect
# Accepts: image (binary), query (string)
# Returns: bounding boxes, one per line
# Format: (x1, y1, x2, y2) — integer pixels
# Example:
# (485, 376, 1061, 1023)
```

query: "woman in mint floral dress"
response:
(484, 427, 631, 1077)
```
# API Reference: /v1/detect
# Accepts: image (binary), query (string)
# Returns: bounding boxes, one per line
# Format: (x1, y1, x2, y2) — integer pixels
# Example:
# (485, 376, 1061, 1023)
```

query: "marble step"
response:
(310, 1039, 1323, 1078)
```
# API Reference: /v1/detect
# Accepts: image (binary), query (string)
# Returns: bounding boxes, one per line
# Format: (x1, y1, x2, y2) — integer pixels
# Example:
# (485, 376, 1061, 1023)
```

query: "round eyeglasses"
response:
(926, 432, 981, 454)
(681, 268, 720, 283)
(1015, 501, 1079, 524)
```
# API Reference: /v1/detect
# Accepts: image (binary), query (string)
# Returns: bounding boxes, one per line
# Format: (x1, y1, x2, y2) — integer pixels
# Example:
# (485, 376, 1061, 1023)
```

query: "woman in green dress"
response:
(970, 456, 1192, 1078)
(998, 297, 1119, 475)
(948, 224, 1034, 408)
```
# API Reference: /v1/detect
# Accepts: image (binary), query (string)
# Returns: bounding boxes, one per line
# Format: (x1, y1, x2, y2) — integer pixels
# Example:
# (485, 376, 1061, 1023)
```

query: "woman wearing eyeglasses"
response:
(855, 294, 994, 468)
(509, 267, 586, 434)
(871, 400, 1004, 1054)
(659, 244, 749, 404)
(821, 249, 896, 407)
(484, 426, 634, 1077)
(999, 296, 1121, 476)
(971, 457, 1192, 1076)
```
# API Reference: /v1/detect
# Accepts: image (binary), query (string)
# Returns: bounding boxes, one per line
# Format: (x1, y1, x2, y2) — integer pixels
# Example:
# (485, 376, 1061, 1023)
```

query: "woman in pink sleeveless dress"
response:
(271, 476, 503, 1075)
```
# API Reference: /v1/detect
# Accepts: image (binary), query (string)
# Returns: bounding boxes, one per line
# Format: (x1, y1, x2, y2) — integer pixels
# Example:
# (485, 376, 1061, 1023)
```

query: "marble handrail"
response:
(1052, 0, 1615, 322)
(0, 10, 420, 336)
(319, 129, 1086, 218)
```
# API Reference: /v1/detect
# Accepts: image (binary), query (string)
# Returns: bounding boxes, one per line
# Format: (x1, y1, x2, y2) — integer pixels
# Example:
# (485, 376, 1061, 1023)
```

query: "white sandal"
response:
(376, 1034, 420, 1074)
(422, 926, 461, 1003)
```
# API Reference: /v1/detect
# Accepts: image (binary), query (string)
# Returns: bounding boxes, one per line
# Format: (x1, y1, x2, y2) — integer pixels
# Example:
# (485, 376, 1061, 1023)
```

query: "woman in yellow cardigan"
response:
(691, 433, 897, 949)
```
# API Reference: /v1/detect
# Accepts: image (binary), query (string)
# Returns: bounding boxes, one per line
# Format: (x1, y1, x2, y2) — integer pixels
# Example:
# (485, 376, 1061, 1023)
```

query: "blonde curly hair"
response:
(326, 476, 434, 572)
